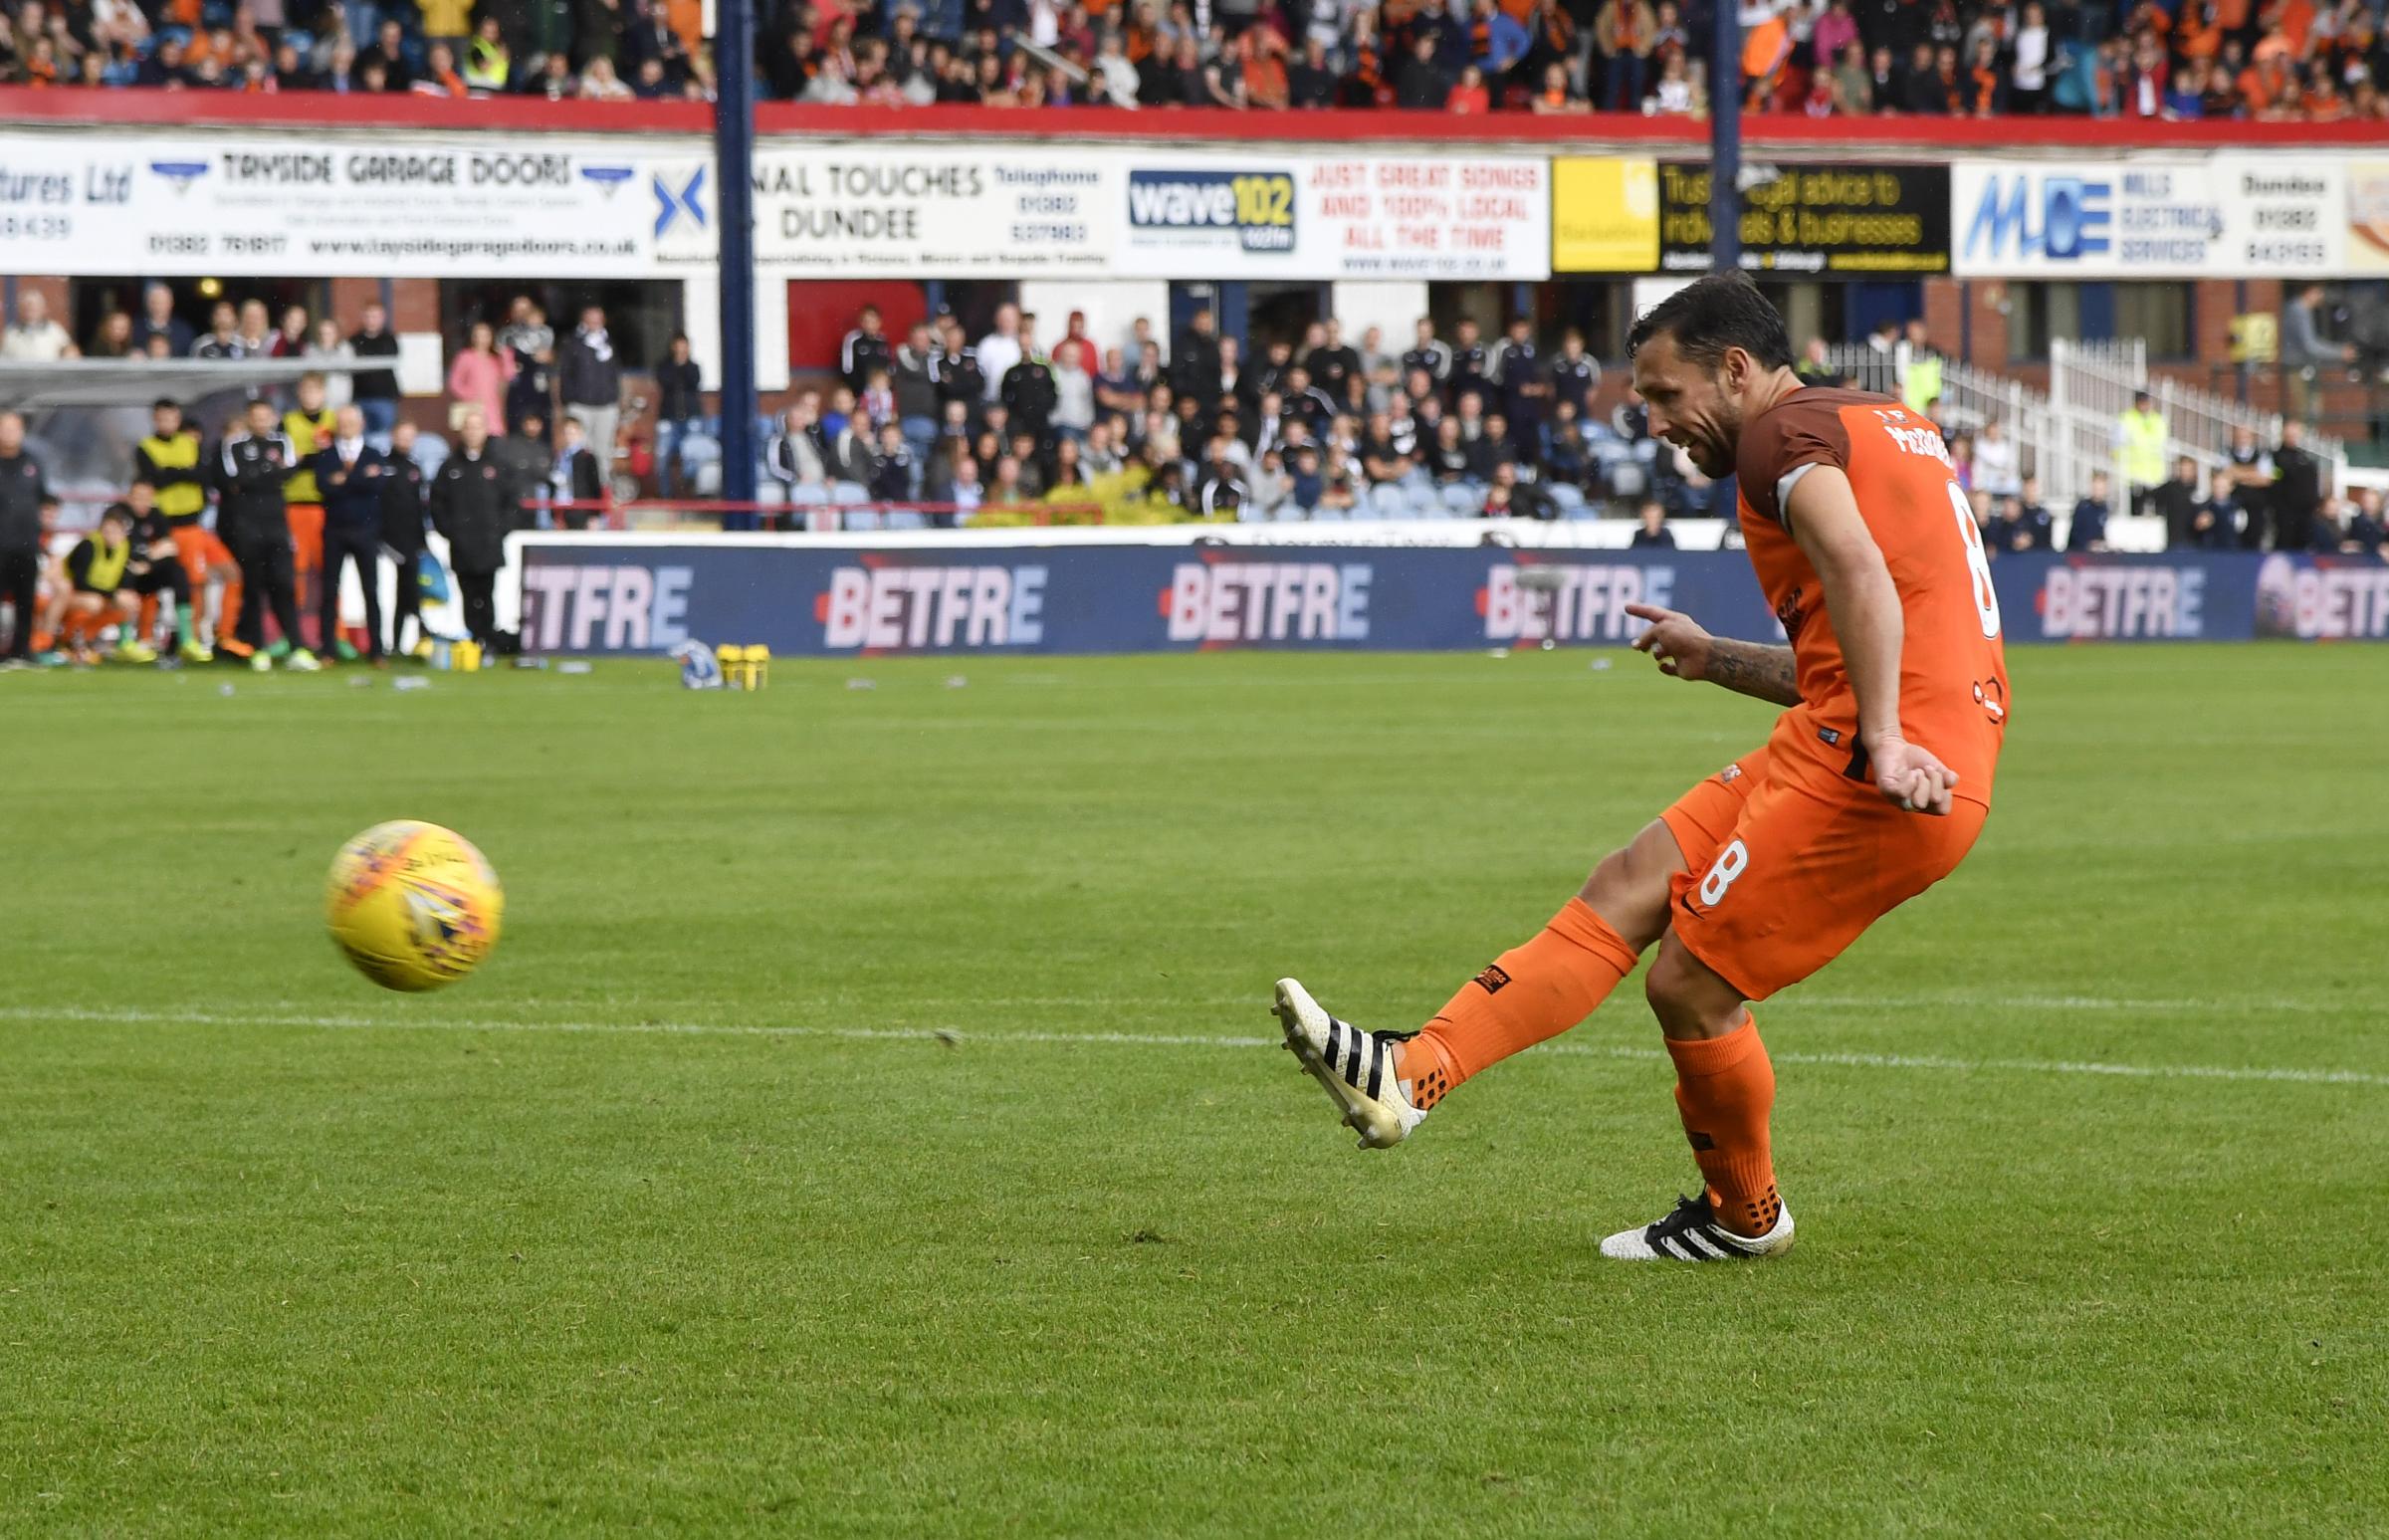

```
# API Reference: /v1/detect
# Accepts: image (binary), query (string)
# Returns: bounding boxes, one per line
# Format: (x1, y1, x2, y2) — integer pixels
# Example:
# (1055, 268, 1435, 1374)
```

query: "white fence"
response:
(1826, 342, 2346, 509)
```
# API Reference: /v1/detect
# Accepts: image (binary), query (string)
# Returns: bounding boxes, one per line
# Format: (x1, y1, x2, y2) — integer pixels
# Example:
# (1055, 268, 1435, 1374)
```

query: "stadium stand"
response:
(3, 0, 2383, 120)
(14, 273, 2384, 559)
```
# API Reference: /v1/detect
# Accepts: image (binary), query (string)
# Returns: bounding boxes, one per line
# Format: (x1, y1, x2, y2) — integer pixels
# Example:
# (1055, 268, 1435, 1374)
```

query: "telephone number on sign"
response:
(0, 213, 70, 239)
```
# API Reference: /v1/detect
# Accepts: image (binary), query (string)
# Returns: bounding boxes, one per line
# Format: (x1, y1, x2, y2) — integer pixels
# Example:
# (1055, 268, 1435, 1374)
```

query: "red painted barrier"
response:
(5, 87, 2383, 151)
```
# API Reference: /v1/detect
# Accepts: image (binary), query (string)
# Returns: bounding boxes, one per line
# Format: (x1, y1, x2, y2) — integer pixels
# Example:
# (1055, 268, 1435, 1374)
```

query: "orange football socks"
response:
(1665, 1016, 1781, 1237)
(1399, 898, 1642, 1108)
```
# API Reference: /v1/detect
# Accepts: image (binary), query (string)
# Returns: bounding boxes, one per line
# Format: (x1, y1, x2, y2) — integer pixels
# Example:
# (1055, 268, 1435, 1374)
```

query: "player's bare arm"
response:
(1782, 465, 1958, 816)
(1625, 602, 1800, 705)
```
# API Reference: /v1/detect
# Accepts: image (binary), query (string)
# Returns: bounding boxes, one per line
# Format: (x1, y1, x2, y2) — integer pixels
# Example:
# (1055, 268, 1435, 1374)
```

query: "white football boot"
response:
(1600, 1193, 1796, 1261)
(1272, 978, 1427, 1150)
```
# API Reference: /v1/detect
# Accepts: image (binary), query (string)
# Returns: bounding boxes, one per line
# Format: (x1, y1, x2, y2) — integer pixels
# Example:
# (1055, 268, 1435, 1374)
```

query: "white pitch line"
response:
(3, 1003, 2386, 1089)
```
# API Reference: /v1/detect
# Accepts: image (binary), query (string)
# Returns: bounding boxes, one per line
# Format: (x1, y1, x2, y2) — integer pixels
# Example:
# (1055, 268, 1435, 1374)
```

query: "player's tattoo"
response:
(1704, 640, 1803, 707)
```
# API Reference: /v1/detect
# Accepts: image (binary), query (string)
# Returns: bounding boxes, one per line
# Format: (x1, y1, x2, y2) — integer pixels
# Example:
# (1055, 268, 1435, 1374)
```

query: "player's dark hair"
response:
(102, 502, 133, 525)
(1628, 273, 1794, 373)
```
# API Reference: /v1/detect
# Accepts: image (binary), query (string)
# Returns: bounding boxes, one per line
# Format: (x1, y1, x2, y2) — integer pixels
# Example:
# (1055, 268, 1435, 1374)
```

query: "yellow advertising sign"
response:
(1552, 157, 1659, 274)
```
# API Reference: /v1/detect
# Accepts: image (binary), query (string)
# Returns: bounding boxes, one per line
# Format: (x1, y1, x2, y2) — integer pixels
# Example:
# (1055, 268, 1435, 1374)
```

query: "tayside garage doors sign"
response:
(0, 130, 650, 277)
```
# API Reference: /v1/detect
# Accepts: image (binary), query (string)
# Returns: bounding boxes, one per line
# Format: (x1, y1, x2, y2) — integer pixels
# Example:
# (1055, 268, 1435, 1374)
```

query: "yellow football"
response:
(326, 820, 504, 991)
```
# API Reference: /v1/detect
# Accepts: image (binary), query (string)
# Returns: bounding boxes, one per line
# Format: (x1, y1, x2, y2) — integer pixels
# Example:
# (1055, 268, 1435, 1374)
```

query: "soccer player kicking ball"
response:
(1272, 274, 2009, 1262)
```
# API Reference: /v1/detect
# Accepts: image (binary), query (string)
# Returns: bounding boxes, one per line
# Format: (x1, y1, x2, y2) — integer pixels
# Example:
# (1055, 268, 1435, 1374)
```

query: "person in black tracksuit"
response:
(930, 335, 984, 421)
(310, 404, 389, 662)
(380, 421, 431, 655)
(429, 415, 513, 645)
(212, 398, 309, 657)
(653, 332, 704, 497)
(839, 306, 893, 395)
(0, 411, 49, 661)
(1000, 353, 1058, 447)
(122, 481, 197, 653)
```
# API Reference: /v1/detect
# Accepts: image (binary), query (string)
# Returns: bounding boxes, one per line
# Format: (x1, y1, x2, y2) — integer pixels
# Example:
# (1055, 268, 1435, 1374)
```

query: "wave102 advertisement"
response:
(515, 544, 2389, 657)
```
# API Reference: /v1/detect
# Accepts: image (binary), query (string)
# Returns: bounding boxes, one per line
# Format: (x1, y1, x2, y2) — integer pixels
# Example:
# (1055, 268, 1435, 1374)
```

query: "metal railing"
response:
(2046, 339, 2347, 468)
(1822, 341, 2348, 507)
(1825, 343, 2093, 501)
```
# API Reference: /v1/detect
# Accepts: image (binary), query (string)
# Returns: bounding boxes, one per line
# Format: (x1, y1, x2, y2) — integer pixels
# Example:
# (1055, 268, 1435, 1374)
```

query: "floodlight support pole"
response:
(1710, 5, 1742, 276)
(717, 0, 760, 507)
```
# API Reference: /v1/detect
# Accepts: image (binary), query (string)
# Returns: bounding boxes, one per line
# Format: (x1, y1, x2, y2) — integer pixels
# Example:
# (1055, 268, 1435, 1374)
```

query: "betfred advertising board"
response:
(516, 543, 2389, 659)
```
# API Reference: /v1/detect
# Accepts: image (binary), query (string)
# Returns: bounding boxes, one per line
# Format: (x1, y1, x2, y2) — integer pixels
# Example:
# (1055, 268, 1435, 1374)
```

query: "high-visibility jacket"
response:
(283, 407, 336, 504)
(2118, 406, 2168, 488)
(70, 530, 130, 591)
(135, 431, 207, 524)
(1901, 352, 1942, 415)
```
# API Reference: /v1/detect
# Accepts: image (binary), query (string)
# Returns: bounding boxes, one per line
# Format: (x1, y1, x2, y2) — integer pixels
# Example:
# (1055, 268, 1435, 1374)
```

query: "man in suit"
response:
(550, 416, 606, 529)
(380, 421, 432, 657)
(429, 409, 512, 645)
(310, 404, 389, 663)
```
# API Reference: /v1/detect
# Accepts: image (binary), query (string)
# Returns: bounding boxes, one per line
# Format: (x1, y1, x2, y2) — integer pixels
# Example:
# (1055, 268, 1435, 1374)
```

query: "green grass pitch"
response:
(5, 644, 2387, 1537)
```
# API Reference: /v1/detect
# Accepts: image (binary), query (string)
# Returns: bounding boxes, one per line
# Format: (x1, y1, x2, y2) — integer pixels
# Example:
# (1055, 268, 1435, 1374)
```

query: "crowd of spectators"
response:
(741, 299, 1727, 526)
(2, 284, 635, 511)
(0, 0, 712, 99)
(13, 280, 2374, 546)
(1, 0, 2380, 120)
(1934, 394, 2377, 554)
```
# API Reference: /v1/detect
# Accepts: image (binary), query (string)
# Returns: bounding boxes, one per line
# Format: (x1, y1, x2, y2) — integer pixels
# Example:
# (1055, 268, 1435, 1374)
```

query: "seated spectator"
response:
(2067, 471, 2114, 552)
(1629, 499, 1675, 547)
(1651, 49, 1703, 113)
(1393, 33, 1447, 107)
(765, 399, 829, 515)
(1972, 418, 2022, 499)
(2011, 476, 2055, 550)
(944, 455, 983, 525)
(1969, 486, 2006, 548)
(86, 311, 134, 358)
(2, 292, 78, 361)
(868, 422, 918, 503)
(1447, 62, 1488, 111)
(2339, 488, 2388, 557)
(130, 285, 190, 356)
(582, 56, 635, 100)
(2152, 456, 2230, 549)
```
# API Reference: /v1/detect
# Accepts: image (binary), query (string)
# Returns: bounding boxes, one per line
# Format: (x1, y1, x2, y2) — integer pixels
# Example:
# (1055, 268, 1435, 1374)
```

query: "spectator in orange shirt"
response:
(2239, 50, 2291, 111)
(1962, 36, 2002, 112)
(1741, 11, 1789, 107)
(2260, 0, 2315, 58)
(1530, 59, 1589, 111)
(1241, 28, 1289, 108)
(1447, 62, 1489, 111)
(412, 43, 468, 95)
(2175, 0, 2222, 61)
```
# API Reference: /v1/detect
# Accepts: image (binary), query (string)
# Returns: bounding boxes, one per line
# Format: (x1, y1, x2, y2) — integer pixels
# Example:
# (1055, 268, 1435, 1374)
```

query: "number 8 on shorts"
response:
(1698, 839, 1750, 906)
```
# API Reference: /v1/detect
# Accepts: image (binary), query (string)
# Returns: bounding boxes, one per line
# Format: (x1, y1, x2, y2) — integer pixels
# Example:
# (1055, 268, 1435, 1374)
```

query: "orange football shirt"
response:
(1733, 386, 2009, 805)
